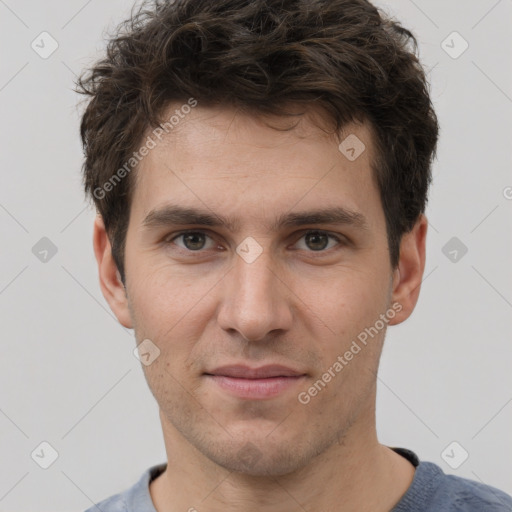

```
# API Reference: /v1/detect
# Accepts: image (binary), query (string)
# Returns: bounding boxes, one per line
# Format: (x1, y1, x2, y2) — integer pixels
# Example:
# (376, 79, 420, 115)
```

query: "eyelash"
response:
(165, 229, 346, 255)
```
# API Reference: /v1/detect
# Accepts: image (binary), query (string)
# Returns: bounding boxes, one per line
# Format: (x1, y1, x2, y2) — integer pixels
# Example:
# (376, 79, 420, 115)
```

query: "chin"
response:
(199, 435, 324, 478)
(213, 451, 304, 477)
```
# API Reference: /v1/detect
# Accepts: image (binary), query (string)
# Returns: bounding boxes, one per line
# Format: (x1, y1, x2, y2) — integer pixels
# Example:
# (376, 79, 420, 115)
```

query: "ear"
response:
(388, 214, 427, 325)
(93, 214, 133, 329)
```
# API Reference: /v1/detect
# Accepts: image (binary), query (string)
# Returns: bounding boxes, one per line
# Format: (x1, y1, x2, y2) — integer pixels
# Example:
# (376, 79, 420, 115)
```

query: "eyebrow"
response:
(142, 204, 369, 232)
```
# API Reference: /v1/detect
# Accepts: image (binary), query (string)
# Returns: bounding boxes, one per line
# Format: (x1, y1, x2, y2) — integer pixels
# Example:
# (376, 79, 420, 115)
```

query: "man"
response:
(78, 0, 512, 510)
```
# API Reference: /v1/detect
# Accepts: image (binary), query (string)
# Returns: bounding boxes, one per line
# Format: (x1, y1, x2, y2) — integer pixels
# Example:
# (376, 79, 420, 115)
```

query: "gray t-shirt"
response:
(84, 448, 512, 511)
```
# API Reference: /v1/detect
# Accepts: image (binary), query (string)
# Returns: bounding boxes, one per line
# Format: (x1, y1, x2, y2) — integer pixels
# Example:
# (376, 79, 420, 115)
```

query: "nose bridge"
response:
(235, 246, 276, 301)
(218, 241, 291, 341)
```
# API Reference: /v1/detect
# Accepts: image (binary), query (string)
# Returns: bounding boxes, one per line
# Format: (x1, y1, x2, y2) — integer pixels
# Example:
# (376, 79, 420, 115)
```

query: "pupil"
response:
(184, 233, 205, 250)
(181, 232, 328, 251)
(306, 232, 328, 251)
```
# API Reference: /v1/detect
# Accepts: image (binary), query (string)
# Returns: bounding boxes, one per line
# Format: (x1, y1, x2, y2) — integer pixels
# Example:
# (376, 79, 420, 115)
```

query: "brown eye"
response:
(295, 230, 342, 252)
(169, 231, 215, 251)
(181, 232, 206, 250)
(304, 231, 329, 251)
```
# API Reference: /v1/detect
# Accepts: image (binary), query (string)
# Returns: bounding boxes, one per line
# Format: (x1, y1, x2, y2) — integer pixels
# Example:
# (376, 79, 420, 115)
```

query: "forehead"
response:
(130, 103, 383, 232)
(146, 102, 373, 158)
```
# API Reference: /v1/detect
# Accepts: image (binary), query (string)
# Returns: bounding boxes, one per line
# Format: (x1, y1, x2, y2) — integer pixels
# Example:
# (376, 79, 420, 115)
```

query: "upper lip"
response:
(205, 365, 306, 379)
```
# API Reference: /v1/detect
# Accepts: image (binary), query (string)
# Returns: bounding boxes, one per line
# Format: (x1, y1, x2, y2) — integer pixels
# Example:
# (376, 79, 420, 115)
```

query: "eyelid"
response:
(166, 229, 219, 250)
(291, 229, 345, 252)
(166, 229, 347, 253)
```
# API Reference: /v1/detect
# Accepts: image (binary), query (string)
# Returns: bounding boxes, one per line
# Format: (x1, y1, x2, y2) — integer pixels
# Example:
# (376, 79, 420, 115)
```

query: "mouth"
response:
(204, 365, 307, 400)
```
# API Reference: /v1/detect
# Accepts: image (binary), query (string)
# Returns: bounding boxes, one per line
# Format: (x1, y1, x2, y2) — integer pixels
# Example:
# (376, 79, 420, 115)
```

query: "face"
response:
(96, 103, 424, 477)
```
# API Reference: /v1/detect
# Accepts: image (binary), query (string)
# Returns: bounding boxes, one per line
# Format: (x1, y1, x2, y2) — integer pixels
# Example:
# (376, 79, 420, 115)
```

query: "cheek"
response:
(128, 258, 216, 320)
(126, 269, 213, 368)
(308, 267, 389, 340)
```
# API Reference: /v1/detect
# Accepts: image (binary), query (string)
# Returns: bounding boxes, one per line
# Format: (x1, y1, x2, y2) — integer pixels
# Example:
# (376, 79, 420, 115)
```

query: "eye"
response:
(169, 231, 217, 251)
(165, 229, 344, 254)
(294, 230, 343, 252)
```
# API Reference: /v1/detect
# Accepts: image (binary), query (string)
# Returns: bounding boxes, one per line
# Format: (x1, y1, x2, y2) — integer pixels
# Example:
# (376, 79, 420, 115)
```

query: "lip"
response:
(204, 365, 307, 400)
(205, 364, 306, 379)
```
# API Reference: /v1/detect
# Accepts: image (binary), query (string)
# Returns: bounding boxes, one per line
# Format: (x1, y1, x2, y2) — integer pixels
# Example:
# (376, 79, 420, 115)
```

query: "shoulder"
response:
(432, 466, 512, 511)
(83, 492, 127, 512)
(412, 461, 512, 511)
(82, 463, 166, 512)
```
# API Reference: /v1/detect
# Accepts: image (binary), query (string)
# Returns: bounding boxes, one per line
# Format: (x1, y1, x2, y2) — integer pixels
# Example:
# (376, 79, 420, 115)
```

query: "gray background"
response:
(1, 0, 511, 510)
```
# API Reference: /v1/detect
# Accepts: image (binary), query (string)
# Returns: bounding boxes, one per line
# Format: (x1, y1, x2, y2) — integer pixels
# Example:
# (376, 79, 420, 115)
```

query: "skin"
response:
(94, 103, 427, 512)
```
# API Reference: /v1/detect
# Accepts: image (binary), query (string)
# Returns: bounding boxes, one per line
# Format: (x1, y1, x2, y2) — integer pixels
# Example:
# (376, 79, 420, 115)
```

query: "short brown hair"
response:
(77, 0, 439, 284)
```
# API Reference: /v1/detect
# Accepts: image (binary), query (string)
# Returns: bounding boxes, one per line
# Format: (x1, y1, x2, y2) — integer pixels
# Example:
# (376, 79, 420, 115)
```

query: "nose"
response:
(217, 247, 294, 342)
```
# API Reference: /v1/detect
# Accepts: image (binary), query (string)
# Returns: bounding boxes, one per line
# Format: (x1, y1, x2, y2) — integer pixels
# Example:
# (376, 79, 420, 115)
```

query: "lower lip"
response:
(206, 375, 305, 399)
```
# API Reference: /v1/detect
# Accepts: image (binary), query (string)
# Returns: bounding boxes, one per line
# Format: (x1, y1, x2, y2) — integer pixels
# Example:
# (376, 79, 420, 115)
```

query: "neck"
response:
(149, 402, 416, 512)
